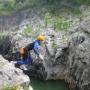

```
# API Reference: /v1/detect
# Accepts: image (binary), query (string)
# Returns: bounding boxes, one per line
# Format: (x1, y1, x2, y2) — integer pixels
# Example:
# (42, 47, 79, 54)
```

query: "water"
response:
(30, 78, 69, 90)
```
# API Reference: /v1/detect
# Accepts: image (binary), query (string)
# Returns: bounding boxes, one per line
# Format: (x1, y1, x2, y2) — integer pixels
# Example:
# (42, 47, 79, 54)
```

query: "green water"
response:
(30, 78, 69, 90)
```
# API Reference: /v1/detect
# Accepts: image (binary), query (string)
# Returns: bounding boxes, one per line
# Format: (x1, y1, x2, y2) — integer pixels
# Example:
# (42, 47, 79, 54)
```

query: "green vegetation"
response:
(2, 85, 18, 90)
(0, 32, 9, 42)
(0, 0, 15, 15)
(61, 35, 68, 43)
(22, 26, 32, 36)
(44, 13, 52, 27)
(44, 13, 70, 31)
(0, 32, 8, 36)
(35, 24, 41, 36)
(0, 0, 90, 15)
(46, 0, 90, 5)
(66, 0, 90, 5)
(52, 42, 58, 49)
(0, 62, 5, 68)
(53, 17, 70, 31)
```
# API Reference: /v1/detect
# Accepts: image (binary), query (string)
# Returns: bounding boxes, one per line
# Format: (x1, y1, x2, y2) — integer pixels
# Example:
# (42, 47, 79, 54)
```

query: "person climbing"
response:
(17, 34, 44, 65)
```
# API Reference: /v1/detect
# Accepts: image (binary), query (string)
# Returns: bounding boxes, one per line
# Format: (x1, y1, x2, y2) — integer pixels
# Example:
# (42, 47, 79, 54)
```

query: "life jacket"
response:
(20, 47, 25, 55)
(20, 40, 40, 55)
(20, 42, 34, 56)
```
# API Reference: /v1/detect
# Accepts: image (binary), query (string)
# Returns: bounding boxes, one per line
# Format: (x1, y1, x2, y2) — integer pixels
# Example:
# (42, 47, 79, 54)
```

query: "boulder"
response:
(0, 55, 30, 90)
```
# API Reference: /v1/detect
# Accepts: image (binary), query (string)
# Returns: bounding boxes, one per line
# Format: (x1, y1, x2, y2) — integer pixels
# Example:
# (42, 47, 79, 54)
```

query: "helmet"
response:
(37, 35, 44, 41)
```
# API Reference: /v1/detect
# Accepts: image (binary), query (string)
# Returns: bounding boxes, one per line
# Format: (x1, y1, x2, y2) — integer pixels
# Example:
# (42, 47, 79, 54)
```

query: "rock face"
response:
(44, 17, 90, 90)
(0, 35, 11, 55)
(0, 55, 30, 90)
(80, 16, 90, 34)
(46, 33, 90, 89)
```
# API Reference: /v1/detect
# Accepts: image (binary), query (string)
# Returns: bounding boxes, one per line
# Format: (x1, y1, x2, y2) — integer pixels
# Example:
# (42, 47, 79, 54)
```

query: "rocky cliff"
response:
(0, 8, 90, 90)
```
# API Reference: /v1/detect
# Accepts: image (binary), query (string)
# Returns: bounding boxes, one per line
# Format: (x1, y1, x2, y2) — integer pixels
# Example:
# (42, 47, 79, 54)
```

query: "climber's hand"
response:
(39, 54, 44, 63)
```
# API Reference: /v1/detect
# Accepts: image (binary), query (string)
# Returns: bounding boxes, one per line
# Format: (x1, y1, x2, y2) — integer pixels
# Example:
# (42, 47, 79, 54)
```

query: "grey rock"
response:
(80, 16, 90, 34)
(0, 55, 30, 90)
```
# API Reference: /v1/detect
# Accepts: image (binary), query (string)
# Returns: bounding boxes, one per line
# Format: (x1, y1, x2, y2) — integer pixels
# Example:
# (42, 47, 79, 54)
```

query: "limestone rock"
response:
(0, 55, 30, 90)
(80, 16, 90, 34)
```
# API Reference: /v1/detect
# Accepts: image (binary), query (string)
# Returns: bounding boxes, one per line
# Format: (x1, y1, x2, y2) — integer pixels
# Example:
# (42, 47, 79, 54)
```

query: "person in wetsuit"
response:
(17, 34, 44, 65)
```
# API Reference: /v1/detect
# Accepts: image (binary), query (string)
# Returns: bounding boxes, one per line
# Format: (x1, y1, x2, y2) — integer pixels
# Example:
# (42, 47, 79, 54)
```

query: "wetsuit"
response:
(17, 40, 40, 65)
